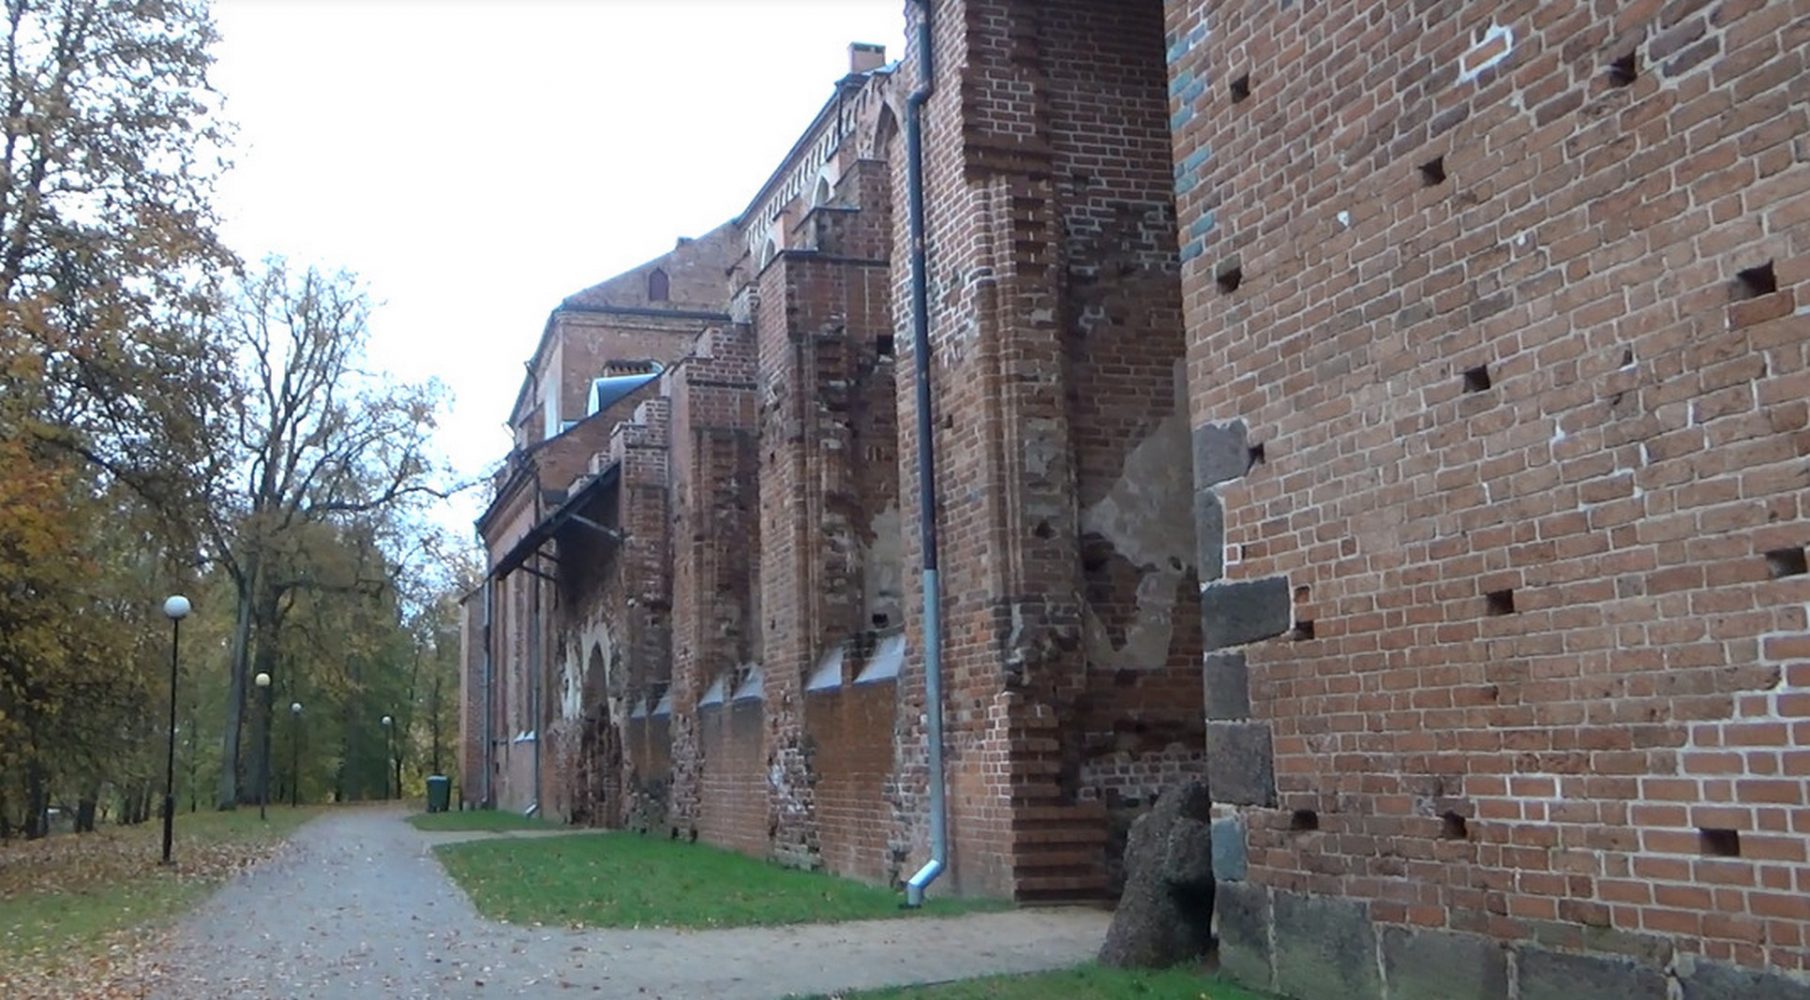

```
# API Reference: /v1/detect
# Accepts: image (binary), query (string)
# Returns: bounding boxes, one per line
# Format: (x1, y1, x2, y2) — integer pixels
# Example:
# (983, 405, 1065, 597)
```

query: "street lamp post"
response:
(160, 595, 190, 865)
(380, 715, 393, 800)
(254, 671, 272, 821)
(289, 702, 303, 807)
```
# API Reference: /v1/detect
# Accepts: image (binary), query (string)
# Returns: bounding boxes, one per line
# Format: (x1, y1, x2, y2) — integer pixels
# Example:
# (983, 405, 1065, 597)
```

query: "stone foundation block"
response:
(1215, 880, 1272, 990)
(1210, 815, 1247, 881)
(1381, 926, 1508, 1000)
(1203, 650, 1249, 720)
(1206, 721, 1275, 806)
(1274, 890, 1382, 1000)
(1201, 575, 1290, 650)
(1191, 419, 1248, 490)
(1516, 948, 1667, 1000)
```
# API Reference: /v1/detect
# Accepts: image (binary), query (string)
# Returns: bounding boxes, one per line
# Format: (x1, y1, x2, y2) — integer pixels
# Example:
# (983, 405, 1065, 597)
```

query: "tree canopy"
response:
(0, 0, 474, 836)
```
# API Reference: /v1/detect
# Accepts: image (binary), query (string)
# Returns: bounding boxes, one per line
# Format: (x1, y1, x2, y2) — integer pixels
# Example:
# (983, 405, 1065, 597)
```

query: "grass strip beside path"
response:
(406, 808, 561, 832)
(0, 805, 319, 995)
(435, 831, 1006, 929)
(811, 963, 1275, 999)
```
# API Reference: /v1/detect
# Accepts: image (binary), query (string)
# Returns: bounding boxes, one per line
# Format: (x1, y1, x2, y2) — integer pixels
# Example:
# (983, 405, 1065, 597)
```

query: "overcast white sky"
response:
(209, 0, 906, 539)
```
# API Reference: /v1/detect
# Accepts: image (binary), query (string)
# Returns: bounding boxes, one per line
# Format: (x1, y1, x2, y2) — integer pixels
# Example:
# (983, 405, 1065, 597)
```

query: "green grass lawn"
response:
(435, 831, 1006, 929)
(0, 805, 319, 974)
(812, 964, 1273, 999)
(407, 808, 560, 832)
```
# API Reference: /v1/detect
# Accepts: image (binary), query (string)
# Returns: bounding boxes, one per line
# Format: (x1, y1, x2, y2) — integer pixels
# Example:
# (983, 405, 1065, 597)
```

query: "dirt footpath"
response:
(149, 807, 1110, 999)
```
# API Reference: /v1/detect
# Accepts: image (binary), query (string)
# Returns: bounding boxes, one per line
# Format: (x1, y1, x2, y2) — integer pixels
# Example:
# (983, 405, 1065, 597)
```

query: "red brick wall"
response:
(808, 680, 901, 885)
(458, 590, 486, 806)
(697, 699, 768, 857)
(892, 0, 1200, 899)
(1168, 0, 1810, 993)
(665, 327, 760, 837)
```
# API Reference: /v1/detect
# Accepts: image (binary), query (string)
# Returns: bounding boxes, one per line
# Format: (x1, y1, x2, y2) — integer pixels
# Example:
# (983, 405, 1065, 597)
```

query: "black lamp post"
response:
(289, 701, 303, 807)
(160, 594, 190, 864)
(380, 714, 394, 799)
(254, 671, 272, 820)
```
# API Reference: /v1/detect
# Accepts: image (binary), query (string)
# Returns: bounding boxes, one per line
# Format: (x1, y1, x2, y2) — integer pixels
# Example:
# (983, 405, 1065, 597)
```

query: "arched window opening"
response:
(647, 268, 670, 302)
(872, 106, 899, 160)
(814, 176, 833, 207)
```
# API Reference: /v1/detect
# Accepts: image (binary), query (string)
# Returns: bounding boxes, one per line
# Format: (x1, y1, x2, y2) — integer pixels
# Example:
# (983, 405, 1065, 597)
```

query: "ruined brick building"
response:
(463, 3, 1810, 997)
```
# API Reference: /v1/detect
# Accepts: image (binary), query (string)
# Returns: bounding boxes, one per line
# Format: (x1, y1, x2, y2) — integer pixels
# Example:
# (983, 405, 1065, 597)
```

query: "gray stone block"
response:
(1203, 650, 1250, 720)
(1207, 721, 1276, 806)
(1194, 488, 1225, 581)
(1210, 815, 1247, 881)
(1679, 960, 1810, 1000)
(1201, 575, 1291, 650)
(1381, 926, 1508, 1000)
(1516, 948, 1668, 1000)
(1192, 420, 1248, 490)
(1215, 880, 1272, 991)
(1272, 891, 1382, 999)
(1099, 780, 1214, 969)
(1161, 816, 1214, 890)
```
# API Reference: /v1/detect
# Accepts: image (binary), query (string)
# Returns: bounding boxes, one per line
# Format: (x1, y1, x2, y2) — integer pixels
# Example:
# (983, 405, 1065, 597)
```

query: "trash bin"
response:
(425, 775, 451, 813)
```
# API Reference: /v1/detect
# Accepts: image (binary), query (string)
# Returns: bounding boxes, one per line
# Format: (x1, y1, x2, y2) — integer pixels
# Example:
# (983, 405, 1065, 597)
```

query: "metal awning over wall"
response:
(491, 462, 622, 581)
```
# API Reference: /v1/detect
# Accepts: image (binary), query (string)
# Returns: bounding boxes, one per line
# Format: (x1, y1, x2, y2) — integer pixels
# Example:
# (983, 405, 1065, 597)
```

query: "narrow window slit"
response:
(1485, 589, 1516, 615)
(1419, 155, 1447, 187)
(1230, 73, 1251, 103)
(1463, 365, 1492, 392)
(1216, 265, 1243, 294)
(1735, 262, 1777, 300)
(1699, 828, 1741, 858)
(1606, 51, 1639, 87)
(1765, 547, 1808, 579)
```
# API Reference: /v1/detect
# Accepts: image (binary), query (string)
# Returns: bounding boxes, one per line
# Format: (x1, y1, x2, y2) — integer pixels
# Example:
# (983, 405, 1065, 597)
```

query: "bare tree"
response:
(204, 260, 450, 808)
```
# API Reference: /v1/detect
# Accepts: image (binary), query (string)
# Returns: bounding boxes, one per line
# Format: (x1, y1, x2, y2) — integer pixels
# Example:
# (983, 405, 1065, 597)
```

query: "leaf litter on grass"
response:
(0, 811, 311, 999)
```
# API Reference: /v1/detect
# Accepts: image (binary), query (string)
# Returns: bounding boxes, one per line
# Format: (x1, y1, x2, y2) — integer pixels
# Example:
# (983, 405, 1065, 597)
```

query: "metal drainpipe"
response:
(482, 577, 495, 808)
(903, 0, 946, 909)
(527, 556, 542, 817)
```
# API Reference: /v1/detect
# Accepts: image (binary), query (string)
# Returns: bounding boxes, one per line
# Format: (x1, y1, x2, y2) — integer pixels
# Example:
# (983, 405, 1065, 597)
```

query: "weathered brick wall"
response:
(892, 0, 1200, 899)
(751, 246, 898, 868)
(457, 590, 485, 806)
(808, 678, 902, 885)
(1168, 0, 1810, 995)
(623, 709, 672, 833)
(665, 326, 760, 837)
(697, 697, 769, 857)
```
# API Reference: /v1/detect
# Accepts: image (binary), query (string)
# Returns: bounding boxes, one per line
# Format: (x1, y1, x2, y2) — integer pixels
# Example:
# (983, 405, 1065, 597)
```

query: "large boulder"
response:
(1098, 779, 1216, 968)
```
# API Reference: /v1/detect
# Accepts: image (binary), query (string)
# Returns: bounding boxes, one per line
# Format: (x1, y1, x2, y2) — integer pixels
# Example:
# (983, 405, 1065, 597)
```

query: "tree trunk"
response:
(217, 563, 258, 809)
(24, 761, 47, 839)
(75, 792, 96, 833)
(430, 672, 443, 775)
(247, 591, 281, 807)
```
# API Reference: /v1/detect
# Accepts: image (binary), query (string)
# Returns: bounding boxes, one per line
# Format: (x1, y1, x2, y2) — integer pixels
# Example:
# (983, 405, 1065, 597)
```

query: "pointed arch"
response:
(647, 268, 670, 302)
(872, 105, 899, 160)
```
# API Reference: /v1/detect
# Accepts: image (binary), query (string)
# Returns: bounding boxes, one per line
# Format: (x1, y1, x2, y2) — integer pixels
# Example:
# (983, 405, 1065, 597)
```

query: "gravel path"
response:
(150, 806, 1110, 999)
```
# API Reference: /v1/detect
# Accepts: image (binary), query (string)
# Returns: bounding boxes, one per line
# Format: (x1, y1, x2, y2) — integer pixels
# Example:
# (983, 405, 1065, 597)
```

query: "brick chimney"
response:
(849, 42, 886, 75)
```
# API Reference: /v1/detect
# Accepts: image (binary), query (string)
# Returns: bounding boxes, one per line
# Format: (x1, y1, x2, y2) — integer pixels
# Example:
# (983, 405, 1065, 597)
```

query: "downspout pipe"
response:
(903, 0, 946, 909)
(527, 554, 542, 818)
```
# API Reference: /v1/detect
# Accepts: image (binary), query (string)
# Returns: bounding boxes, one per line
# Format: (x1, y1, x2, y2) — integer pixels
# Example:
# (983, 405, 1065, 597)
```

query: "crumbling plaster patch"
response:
(561, 616, 616, 722)
(1081, 408, 1195, 670)
(862, 502, 904, 628)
